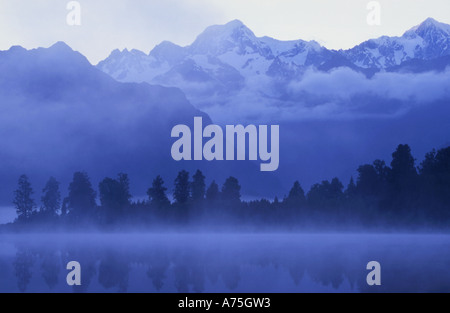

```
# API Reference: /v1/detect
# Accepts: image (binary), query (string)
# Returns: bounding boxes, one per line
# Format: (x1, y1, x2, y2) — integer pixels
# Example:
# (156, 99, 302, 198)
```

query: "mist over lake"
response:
(1, 233, 449, 293)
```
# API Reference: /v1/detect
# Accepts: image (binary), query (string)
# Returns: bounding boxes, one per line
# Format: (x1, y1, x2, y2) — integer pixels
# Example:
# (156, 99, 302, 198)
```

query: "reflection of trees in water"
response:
(11, 243, 360, 293)
(205, 262, 220, 286)
(288, 261, 306, 286)
(174, 251, 206, 293)
(146, 250, 169, 291)
(98, 252, 130, 293)
(221, 265, 241, 290)
(174, 265, 189, 293)
(190, 264, 205, 293)
(7, 239, 450, 293)
(13, 248, 34, 293)
(304, 247, 355, 289)
(40, 250, 60, 289)
(172, 264, 206, 293)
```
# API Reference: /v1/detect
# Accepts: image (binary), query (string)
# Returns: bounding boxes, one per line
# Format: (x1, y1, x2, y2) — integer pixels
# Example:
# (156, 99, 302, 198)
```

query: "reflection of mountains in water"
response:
(2, 234, 450, 293)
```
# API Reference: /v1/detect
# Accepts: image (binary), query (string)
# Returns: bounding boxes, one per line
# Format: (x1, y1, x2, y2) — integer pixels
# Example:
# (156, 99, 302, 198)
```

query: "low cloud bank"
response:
(200, 67, 450, 123)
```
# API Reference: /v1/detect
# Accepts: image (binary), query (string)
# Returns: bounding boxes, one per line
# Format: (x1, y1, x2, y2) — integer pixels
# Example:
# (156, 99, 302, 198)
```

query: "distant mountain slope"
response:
(0, 42, 286, 205)
(386, 54, 450, 73)
(0, 43, 274, 203)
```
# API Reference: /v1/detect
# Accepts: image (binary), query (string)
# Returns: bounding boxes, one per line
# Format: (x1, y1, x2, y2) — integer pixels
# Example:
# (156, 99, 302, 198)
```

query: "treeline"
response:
(8, 144, 450, 230)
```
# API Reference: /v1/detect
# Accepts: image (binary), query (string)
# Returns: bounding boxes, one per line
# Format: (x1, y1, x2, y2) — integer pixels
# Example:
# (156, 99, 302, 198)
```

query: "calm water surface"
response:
(0, 233, 449, 293)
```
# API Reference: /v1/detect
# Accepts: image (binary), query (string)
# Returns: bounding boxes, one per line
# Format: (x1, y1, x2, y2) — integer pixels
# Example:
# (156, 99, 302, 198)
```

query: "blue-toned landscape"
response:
(1, 9, 450, 293)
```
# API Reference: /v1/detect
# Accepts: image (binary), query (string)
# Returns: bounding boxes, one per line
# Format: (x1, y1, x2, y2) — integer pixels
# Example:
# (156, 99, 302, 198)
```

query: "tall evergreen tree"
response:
(329, 178, 344, 201)
(118, 173, 132, 205)
(41, 177, 61, 217)
(67, 172, 97, 219)
(147, 175, 170, 207)
(174, 170, 190, 205)
(388, 144, 419, 211)
(99, 174, 131, 223)
(390, 144, 418, 190)
(356, 161, 388, 199)
(222, 177, 241, 203)
(13, 175, 36, 222)
(307, 178, 344, 209)
(419, 147, 450, 219)
(345, 177, 357, 198)
(191, 170, 206, 202)
(206, 181, 220, 203)
(285, 181, 306, 208)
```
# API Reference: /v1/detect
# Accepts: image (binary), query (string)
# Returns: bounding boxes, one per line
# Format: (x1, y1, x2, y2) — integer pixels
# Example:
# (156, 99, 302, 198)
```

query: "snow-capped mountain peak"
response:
(150, 41, 185, 65)
(188, 19, 270, 57)
(413, 17, 450, 36)
(343, 18, 450, 68)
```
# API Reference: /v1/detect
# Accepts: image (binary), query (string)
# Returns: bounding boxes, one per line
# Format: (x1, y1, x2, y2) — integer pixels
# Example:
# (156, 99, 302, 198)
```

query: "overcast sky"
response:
(0, 0, 450, 64)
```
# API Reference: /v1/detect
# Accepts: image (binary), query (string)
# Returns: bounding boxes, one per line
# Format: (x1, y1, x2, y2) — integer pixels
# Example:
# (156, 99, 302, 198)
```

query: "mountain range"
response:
(98, 18, 450, 118)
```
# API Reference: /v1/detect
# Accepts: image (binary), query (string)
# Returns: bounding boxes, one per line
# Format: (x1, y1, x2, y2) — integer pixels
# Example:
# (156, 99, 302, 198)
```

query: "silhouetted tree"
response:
(307, 178, 344, 210)
(419, 147, 450, 220)
(329, 178, 344, 203)
(13, 175, 36, 222)
(174, 170, 190, 205)
(191, 170, 206, 202)
(373, 159, 390, 183)
(99, 179, 122, 211)
(344, 177, 362, 216)
(355, 160, 390, 205)
(99, 175, 130, 209)
(206, 181, 220, 203)
(345, 177, 357, 198)
(390, 145, 417, 182)
(118, 173, 131, 203)
(420, 149, 438, 183)
(285, 181, 306, 208)
(147, 175, 170, 207)
(67, 172, 97, 221)
(99, 174, 131, 223)
(273, 196, 280, 207)
(206, 180, 220, 201)
(388, 144, 419, 212)
(41, 177, 61, 218)
(356, 164, 380, 197)
(222, 177, 241, 203)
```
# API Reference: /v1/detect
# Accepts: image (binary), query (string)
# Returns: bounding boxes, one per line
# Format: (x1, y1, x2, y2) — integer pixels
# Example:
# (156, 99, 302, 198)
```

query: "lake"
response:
(0, 233, 449, 293)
